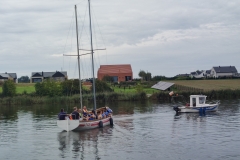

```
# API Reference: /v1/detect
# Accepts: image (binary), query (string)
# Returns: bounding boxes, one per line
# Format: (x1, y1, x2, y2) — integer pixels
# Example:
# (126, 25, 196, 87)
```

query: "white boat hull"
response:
(57, 117, 112, 131)
(178, 104, 219, 113)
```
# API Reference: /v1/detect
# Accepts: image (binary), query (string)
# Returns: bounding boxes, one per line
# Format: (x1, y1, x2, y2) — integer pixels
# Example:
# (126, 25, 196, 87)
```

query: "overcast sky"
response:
(1, 0, 240, 79)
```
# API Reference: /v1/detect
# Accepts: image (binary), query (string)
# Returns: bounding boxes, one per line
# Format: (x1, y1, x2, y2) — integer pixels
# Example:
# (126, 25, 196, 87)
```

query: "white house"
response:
(189, 70, 204, 78)
(210, 66, 238, 78)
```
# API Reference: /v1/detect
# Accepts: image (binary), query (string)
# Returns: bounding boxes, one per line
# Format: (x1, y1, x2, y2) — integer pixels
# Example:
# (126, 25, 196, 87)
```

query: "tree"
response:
(102, 75, 114, 83)
(146, 72, 152, 81)
(35, 79, 62, 97)
(18, 76, 30, 83)
(91, 79, 113, 93)
(2, 80, 16, 97)
(138, 70, 146, 81)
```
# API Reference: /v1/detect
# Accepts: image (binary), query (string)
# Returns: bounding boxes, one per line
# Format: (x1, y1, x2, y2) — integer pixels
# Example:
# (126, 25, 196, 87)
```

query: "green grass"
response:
(167, 79, 240, 91)
(0, 83, 35, 94)
(111, 86, 157, 94)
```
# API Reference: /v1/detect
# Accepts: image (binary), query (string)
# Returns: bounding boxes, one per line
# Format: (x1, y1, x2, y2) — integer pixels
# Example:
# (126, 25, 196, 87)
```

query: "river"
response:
(0, 100, 240, 160)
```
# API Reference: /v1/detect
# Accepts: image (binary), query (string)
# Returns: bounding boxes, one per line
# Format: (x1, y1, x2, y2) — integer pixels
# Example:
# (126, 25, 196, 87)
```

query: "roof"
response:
(190, 72, 196, 75)
(31, 71, 67, 78)
(0, 73, 17, 79)
(98, 64, 132, 74)
(196, 71, 202, 75)
(213, 66, 238, 73)
(206, 70, 211, 74)
(151, 81, 174, 91)
(0, 73, 9, 79)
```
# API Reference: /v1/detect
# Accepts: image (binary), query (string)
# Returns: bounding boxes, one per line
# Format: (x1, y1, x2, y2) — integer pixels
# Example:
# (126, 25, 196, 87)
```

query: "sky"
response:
(1, 0, 240, 79)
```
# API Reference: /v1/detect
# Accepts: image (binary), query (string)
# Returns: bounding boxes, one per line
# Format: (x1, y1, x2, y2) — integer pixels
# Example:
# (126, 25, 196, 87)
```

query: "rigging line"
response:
(92, 12, 101, 70)
(68, 14, 75, 79)
(75, 0, 86, 6)
(92, 6, 108, 64)
(62, 11, 75, 71)
(90, 6, 101, 75)
(78, 4, 89, 43)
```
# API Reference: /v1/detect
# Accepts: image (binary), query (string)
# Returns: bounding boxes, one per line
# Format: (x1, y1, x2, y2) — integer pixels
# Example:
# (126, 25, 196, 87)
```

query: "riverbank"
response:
(1, 89, 240, 105)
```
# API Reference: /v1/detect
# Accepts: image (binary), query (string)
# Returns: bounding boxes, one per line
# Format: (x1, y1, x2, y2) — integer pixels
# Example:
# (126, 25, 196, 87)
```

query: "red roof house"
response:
(97, 64, 133, 82)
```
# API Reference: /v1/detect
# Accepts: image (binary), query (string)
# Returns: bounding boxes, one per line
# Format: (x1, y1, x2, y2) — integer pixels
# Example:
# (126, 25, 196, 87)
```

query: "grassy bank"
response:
(168, 79, 240, 91)
(151, 89, 240, 102)
(0, 83, 35, 94)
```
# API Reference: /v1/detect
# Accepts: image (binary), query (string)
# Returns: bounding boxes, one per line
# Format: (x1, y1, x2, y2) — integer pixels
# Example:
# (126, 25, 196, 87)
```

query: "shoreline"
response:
(0, 89, 240, 105)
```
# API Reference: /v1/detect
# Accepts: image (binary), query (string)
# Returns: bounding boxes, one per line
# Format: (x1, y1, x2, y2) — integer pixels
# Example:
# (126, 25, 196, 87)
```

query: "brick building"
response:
(97, 64, 133, 82)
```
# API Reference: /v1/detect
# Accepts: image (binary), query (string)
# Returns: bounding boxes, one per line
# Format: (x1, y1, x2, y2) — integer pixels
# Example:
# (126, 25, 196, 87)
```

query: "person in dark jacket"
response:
(71, 107, 80, 120)
(58, 109, 67, 120)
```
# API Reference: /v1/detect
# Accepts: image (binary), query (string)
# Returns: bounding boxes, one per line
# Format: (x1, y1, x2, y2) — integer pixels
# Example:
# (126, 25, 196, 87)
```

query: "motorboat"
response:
(173, 95, 220, 113)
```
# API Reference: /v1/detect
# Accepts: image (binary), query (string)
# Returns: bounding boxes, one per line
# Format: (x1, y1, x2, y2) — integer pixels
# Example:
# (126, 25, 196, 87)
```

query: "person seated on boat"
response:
(86, 110, 96, 121)
(97, 111, 102, 120)
(104, 106, 113, 117)
(78, 109, 82, 118)
(102, 108, 107, 119)
(82, 106, 89, 118)
(58, 108, 67, 120)
(71, 107, 80, 120)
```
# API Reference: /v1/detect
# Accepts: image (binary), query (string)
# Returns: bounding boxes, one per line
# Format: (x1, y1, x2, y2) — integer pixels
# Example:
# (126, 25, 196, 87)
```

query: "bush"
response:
(2, 80, 16, 97)
(35, 79, 62, 97)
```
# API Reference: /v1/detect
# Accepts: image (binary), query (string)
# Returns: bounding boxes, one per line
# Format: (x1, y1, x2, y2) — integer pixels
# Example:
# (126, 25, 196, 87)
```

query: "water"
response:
(0, 100, 240, 160)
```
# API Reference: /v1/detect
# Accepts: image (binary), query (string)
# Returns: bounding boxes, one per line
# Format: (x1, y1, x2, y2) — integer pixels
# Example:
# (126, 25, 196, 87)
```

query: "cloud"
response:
(0, 0, 240, 79)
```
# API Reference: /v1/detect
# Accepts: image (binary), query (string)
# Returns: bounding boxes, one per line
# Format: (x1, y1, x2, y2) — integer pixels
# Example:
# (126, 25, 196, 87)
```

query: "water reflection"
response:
(57, 126, 113, 159)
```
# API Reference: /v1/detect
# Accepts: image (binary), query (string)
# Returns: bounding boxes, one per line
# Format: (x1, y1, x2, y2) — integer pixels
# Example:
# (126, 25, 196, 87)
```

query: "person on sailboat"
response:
(58, 108, 67, 120)
(71, 107, 80, 120)
(104, 106, 113, 117)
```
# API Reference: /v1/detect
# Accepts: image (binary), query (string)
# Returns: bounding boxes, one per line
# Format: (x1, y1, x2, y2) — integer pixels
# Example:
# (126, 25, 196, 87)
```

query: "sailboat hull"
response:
(74, 117, 111, 131)
(57, 117, 112, 131)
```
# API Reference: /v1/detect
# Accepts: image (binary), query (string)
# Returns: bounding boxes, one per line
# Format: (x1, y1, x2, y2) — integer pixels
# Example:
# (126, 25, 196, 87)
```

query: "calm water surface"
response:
(0, 100, 240, 160)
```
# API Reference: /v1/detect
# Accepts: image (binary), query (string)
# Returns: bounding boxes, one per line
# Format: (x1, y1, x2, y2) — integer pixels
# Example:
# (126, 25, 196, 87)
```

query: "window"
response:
(199, 97, 205, 104)
(192, 98, 196, 107)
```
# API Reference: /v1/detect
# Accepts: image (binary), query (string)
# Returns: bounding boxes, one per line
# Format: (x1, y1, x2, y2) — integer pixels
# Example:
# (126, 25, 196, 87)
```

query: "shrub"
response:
(2, 80, 16, 97)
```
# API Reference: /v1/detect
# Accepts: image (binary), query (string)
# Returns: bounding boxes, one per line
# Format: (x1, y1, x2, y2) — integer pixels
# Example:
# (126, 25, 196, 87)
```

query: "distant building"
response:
(97, 64, 133, 82)
(204, 70, 211, 78)
(0, 72, 17, 83)
(31, 71, 68, 83)
(210, 66, 238, 78)
(189, 70, 204, 78)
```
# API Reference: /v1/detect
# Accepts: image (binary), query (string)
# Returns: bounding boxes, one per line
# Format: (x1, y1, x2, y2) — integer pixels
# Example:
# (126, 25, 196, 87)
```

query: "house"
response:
(31, 71, 68, 83)
(0, 72, 17, 83)
(210, 66, 238, 78)
(97, 64, 133, 82)
(204, 70, 211, 78)
(189, 70, 204, 78)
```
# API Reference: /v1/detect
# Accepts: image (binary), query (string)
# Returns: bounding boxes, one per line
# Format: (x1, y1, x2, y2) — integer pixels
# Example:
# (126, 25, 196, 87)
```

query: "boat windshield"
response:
(199, 97, 206, 104)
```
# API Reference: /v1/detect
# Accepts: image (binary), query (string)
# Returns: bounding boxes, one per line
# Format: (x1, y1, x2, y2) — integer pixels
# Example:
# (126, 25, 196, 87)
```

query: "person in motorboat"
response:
(71, 107, 80, 120)
(58, 108, 67, 120)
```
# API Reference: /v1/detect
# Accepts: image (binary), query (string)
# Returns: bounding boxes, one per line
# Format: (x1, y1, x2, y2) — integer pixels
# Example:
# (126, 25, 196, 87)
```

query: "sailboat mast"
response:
(88, 0, 97, 110)
(75, 5, 83, 111)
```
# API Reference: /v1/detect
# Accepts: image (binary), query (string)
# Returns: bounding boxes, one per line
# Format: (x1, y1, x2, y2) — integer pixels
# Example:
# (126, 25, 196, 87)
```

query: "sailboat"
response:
(57, 1, 113, 131)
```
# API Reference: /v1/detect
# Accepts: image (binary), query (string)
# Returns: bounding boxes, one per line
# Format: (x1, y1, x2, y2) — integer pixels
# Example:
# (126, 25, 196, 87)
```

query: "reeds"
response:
(0, 92, 147, 105)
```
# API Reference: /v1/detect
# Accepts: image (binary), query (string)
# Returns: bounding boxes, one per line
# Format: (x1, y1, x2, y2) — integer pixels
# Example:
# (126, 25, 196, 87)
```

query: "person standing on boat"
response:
(71, 107, 80, 120)
(58, 108, 67, 120)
